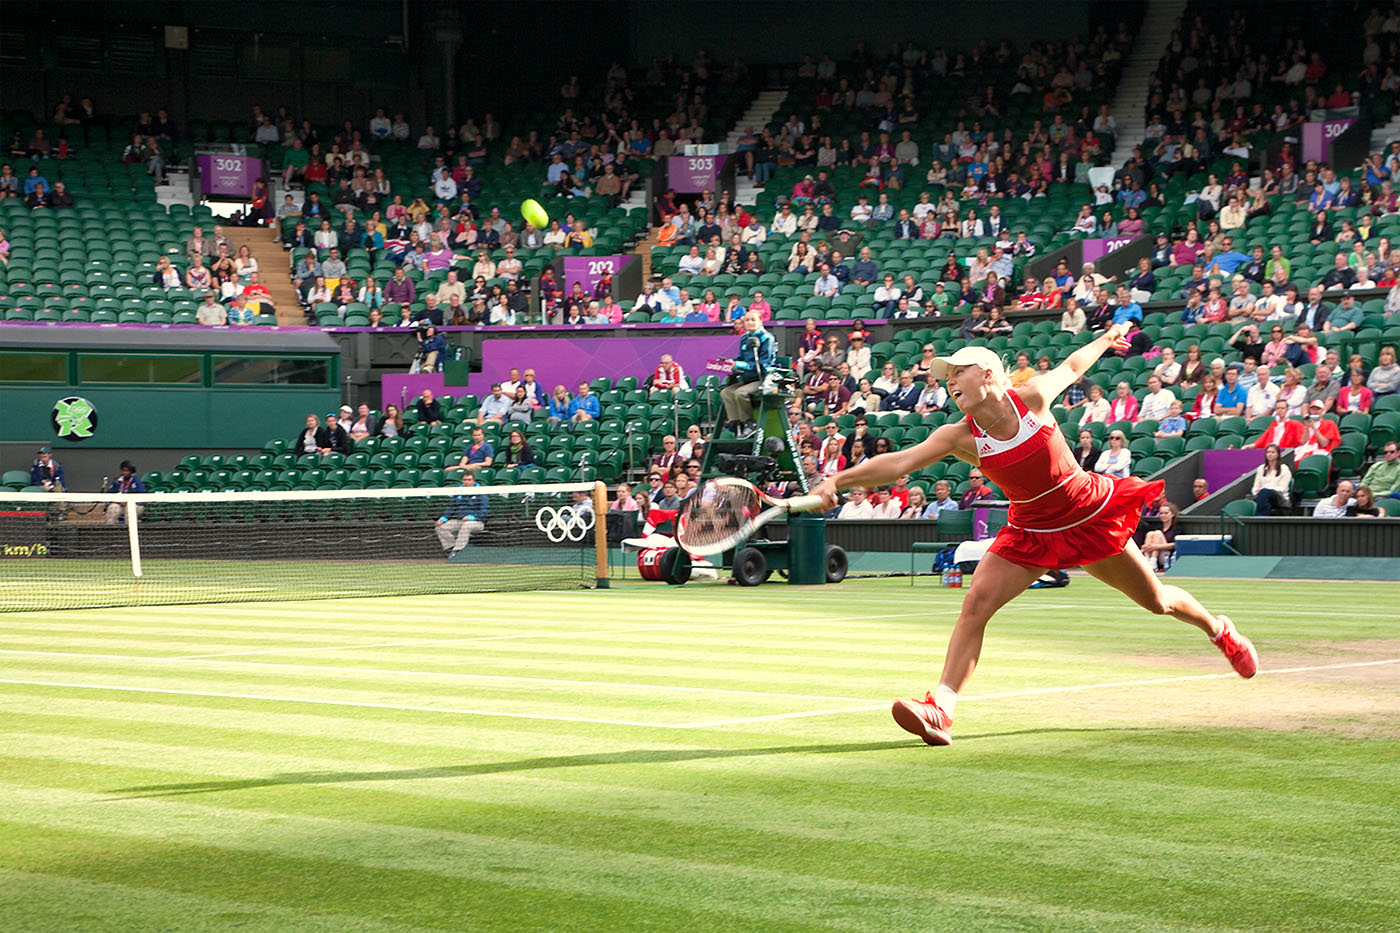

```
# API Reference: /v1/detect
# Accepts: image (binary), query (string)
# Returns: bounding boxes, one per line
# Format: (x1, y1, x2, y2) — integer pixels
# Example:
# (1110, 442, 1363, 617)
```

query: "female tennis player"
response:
(810, 323, 1258, 746)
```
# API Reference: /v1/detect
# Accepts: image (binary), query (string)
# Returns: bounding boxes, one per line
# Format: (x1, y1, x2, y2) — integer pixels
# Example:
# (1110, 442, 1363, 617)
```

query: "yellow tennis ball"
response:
(521, 198, 549, 230)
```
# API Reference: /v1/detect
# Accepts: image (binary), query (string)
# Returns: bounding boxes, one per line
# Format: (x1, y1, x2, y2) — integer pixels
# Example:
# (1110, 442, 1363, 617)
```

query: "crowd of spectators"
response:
(0, 161, 78, 210)
(685, 131, 1400, 329)
(1145, 7, 1398, 148)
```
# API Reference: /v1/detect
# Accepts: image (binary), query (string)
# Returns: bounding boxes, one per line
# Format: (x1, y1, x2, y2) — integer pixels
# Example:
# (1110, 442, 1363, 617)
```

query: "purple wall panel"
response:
(472, 334, 733, 396)
(380, 334, 734, 410)
(1202, 449, 1266, 496)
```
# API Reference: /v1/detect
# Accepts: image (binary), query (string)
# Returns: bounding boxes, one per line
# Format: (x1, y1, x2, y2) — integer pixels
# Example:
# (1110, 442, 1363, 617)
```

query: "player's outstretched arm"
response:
(1019, 323, 1131, 410)
(810, 423, 969, 507)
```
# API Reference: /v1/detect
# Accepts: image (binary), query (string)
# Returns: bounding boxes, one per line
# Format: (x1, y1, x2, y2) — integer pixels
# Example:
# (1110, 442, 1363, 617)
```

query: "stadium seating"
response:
(2, 14, 1396, 518)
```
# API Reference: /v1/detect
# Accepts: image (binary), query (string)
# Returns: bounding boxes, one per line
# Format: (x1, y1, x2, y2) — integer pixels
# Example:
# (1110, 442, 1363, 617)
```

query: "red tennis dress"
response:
(969, 390, 1163, 570)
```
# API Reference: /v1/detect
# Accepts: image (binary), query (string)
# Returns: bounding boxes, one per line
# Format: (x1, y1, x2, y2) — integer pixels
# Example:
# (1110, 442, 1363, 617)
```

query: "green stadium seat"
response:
(1132, 456, 1164, 477)
(1339, 413, 1372, 436)
(1292, 455, 1332, 499)
(1331, 435, 1368, 474)
(1371, 413, 1400, 449)
(1154, 436, 1185, 458)
(1216, 416, 1247, 436)
(936, 509, 975, 540)
(1186, 417, 1217, 436)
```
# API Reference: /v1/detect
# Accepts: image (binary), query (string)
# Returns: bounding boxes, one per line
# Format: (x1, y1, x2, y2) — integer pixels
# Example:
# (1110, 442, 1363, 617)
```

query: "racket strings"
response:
(678, 482, 760, 551)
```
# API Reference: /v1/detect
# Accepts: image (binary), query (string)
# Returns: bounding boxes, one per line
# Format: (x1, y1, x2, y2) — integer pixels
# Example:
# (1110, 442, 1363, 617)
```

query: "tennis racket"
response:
(676, 477, 826, 556)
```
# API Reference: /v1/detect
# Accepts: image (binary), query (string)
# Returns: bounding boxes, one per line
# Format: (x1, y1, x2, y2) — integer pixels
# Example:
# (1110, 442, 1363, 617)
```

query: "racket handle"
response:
(784, 494, 827, 513)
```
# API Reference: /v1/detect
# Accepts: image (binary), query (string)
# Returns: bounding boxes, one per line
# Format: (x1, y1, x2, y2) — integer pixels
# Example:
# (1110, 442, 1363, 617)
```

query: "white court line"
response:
(1, 658, 1394, 731)
(0, 679, 683, 729)
(677, 658, 1400, 728)
(0, 649, 880, 704)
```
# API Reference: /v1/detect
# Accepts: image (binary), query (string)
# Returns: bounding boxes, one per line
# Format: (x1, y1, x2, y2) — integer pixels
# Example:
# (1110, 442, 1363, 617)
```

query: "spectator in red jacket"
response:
(1292, 400, 1342, 460)
(1252, 399, 1305, 449)
(650, 353, 686, 394)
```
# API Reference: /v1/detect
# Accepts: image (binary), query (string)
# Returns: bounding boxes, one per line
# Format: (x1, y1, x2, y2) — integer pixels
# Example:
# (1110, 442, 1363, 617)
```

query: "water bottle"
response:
(950, 566, 963, 588)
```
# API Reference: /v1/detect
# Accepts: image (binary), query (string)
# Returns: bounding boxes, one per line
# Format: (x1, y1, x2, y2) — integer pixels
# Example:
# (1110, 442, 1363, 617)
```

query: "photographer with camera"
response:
(411, 323, 446, 374)
(1293, 400, 1341, 460)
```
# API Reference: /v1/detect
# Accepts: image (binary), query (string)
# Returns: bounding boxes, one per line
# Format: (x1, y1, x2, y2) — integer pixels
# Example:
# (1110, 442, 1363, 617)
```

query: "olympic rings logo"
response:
(535, 505, 595, 542)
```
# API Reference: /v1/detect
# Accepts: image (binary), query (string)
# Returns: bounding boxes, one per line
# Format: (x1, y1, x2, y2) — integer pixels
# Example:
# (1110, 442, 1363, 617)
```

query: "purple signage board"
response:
(1302, 119, 1356, 163)
(195, 153, 264, 197)
(561, 255, 634, 295)
(1202, 449, 1266, 497)
(667, 155, 729, 194)
(381, 334, 734, 412)
(1081, 237, 1135, 262)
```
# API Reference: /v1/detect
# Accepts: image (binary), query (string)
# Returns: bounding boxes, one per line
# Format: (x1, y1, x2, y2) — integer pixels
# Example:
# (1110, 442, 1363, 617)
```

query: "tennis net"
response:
(0, 482, 607, 611)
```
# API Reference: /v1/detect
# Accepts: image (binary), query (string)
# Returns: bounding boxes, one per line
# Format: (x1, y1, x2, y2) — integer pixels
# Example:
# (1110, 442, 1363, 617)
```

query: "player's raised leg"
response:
(1081, 540, 1257, 677)
(892, 552, 1045, 746)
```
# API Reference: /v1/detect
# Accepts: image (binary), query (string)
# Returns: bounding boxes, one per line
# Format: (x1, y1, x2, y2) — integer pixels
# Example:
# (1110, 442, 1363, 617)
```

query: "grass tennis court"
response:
(1, 576, 1396, 931)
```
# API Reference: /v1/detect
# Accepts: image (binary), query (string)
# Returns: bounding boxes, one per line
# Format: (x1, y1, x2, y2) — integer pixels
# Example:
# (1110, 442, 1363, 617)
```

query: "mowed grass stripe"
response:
(2, 578, 1397, 931)
(0, 611, 693, 656)
(5, 723, 1397, 847)
(0, 783, 1329, 933)
(0, 868, 436, 933)
(4, 582, 1390, 671)
(0, 822, 789, 933)
(2, 741, 1394, 932)
(9, 693, 1400, 804)
(0, 642, 1256, 719)
(0, 627, 1390, 729)
(0, 650, 885, 703)
(7, 711, 1398, 824)
(0, 651, 886, 719)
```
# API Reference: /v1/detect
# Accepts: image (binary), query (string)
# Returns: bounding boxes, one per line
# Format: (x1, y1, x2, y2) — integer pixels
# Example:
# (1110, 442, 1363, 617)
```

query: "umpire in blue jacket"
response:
(720, 312, 776, 436)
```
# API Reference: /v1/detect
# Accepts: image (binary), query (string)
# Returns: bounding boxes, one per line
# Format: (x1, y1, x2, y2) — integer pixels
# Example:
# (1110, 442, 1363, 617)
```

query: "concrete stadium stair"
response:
(243, 234, 304, 325)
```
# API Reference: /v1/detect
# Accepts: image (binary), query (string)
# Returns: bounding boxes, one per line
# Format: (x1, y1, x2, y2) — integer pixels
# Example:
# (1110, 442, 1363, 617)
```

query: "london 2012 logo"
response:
(52, 396, 98, 440)
(534, 505, 594, 542)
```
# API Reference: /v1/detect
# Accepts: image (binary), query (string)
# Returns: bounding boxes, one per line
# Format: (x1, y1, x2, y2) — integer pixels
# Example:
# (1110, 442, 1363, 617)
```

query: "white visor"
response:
(930, 345, 1005, 382)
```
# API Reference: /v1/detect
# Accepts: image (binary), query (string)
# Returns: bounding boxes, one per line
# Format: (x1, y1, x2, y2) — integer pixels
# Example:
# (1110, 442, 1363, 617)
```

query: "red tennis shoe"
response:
(1213, 615, 1258, 679)
(891, 692, 953, 746)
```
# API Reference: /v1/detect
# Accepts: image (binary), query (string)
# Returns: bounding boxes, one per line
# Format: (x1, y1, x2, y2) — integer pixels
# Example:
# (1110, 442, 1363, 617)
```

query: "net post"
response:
(125, 499, 143, 578)
(592, 480, 610, 588)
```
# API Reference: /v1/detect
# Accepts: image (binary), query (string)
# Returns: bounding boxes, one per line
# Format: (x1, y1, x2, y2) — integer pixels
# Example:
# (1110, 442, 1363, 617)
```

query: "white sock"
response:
(933, 684, 959, 717)
(1210, 617, 1230, 642)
